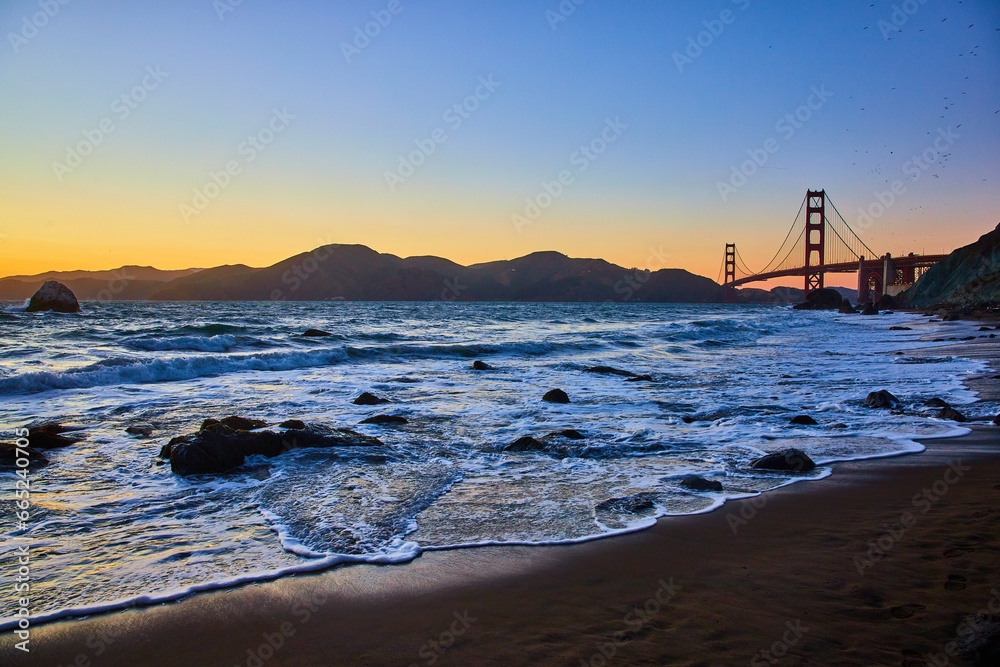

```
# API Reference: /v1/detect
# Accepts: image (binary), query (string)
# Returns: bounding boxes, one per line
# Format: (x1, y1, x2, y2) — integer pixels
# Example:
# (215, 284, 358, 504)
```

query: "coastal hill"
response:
(1, 246, 726, 303)
(902, 223, 1000, 308)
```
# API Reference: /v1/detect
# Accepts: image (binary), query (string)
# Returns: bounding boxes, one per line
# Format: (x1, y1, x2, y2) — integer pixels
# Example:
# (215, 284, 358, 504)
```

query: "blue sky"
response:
(1, 0, 997, 282)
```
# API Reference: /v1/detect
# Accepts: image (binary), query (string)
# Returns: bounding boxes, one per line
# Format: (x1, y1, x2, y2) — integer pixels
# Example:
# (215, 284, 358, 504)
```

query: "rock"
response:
(504, 436, 547, 452)
(219, 416, 267, 431)
(861, 303, 879, 316)
(0, 443, 49, 469)
(25, 281, 80, 313)
(25, 422, 82, 449)
(878, 293, 897, 309)
(937, 407, 967, 422)
(980, 326, 993, 331)
(595, 494, 657, 514)
(993, 414, 1000, 426)
(279, 419, 306, 430)
(354, 392, 390, 406)
(585, 366, 637, 378)
(159, 435, 188, 459)
(302, 329, 332, 337)
(543, 389, 570, 404)
(547, 429, 586, 440)
(839, 301, 858, 314)
(889, 326, 912, 331)
(865, 389, 901, 409)
(360, 415, 408, 425)
(680, 475, 723, 492)
(201, 418, 221, 430)
(126, 424, 153, 437)
(796, 288, 845, 310)
(790, 415, 818, 426)
(830, 423, 849, 429)
(169, 424, 384, 475)
(924, 398, 951, 408)
(751, 448, 816, 472)
(471, 361, 495, 371)
(624, 375, 655, 382)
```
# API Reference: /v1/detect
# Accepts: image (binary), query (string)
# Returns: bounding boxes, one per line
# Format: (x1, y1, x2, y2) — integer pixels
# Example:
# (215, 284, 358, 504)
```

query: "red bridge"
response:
(722, 190, 947, 305)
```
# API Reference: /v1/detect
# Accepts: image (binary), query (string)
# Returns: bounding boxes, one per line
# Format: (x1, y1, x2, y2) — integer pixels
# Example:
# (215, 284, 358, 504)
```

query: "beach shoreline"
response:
(3, 425, 998, 666)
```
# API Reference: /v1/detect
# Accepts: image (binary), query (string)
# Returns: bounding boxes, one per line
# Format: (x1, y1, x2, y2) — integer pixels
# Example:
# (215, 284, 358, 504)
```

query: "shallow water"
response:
(0, 301, 987, 627)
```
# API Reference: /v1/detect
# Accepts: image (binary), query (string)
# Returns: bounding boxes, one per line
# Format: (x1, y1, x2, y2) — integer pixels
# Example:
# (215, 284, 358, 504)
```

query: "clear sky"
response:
(1, 0, 998, 284)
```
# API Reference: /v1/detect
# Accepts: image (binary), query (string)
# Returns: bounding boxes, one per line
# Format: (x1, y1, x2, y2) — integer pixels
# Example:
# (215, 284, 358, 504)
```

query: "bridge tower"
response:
(724, 243, 736, 303)
(804, 190, 826, 297)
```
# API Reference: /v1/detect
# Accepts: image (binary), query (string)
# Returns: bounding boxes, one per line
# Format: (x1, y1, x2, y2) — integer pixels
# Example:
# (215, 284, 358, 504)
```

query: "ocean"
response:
(0, 301, 987, 629)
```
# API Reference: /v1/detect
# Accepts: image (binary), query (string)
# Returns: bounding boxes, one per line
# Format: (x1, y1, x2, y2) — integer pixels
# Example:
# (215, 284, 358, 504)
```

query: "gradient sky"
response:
(1, 0, 998, 286)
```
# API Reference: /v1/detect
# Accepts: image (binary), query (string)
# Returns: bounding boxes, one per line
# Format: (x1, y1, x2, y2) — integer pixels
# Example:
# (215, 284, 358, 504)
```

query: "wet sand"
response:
(3, 423, 999, 666)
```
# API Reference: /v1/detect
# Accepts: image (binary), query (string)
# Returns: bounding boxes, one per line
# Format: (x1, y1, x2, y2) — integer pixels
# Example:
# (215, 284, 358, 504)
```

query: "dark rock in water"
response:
(924, 398, 951, 408)
(25, 280, 80, 313)
(219, 416, 267, 431)
(302, 329, 332, 337)
(543, 389, 570, 404)
(751, 448, 816, 472)
(595, 494, 657, 514)
(865, 389, 901, 409)
(585, 366, 637, 378)
(170, 424, 384, 475)
(980, 326, 993, 331)
(354, 392, 390, 406)
(790, 415, 818, 426)
(471, 360, 495, 371)
(839, 301, 858, 314)
(201, 418, 221, 430)
(861, 303, 879, 316)
(279, 419, 306, 430)
(878, 294, 897, 309)
(547, 429, 586, 440)
(126, 424, 153, 437)
(793, 288, 845, 311)
(889, 326, 912, 331)
(159, 435, 189, 459)
(360, 415, 408, 425)
(624, 375, 655, 382)
(680, 475, 723, 492)
(993, 414, 1000, 426)
(26, 422, 83, 449)
(0, 443, 49, 468)
(937, 407, 967, 422)
(504, 436, 547, 452)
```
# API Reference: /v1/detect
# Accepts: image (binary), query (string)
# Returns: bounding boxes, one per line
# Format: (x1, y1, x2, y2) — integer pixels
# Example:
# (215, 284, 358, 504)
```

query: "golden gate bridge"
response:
(721, 190, 947, 305)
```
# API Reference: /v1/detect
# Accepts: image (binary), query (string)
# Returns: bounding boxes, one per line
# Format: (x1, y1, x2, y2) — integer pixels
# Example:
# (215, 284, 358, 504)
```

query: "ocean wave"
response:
(125, 335, 241, 352)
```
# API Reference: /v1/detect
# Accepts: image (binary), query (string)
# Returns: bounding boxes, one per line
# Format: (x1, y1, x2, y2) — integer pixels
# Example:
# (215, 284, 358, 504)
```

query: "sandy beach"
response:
(4, 425, 999, 665)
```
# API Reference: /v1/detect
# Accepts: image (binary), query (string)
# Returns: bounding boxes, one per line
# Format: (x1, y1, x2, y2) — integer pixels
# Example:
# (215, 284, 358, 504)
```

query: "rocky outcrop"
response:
(360, 415, 408, 425)
(24, 422, 84, 449)
(585, 366, 638, 377)
(543, 389, 571, 404)
(865, 389, 901, 409)
(680, 475, 723, 492)
(547, 429, 586, 440)
(504, 436, 548, 453)
(861, 303, 879, 316)
(471, 361, 495, 371)
(167, 422, 385, 476)
(354, 392, 390, 406)
(126, 424, 153, 437)
(924, 398, 950, 408)
(793, 288, 845, 311)
(751, 448, 816, 472)
(839, 301, 858, 314)
(937, 407, 967, 422)
(595, 494, 657, 514)
(0, 443, 49, 468)
(302, 329, 332, 337)
(790, 415, 818, 426)
(279, 419, 306, 430)
(902, 223, 1000, 308)
(25, 281, 80, 313)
